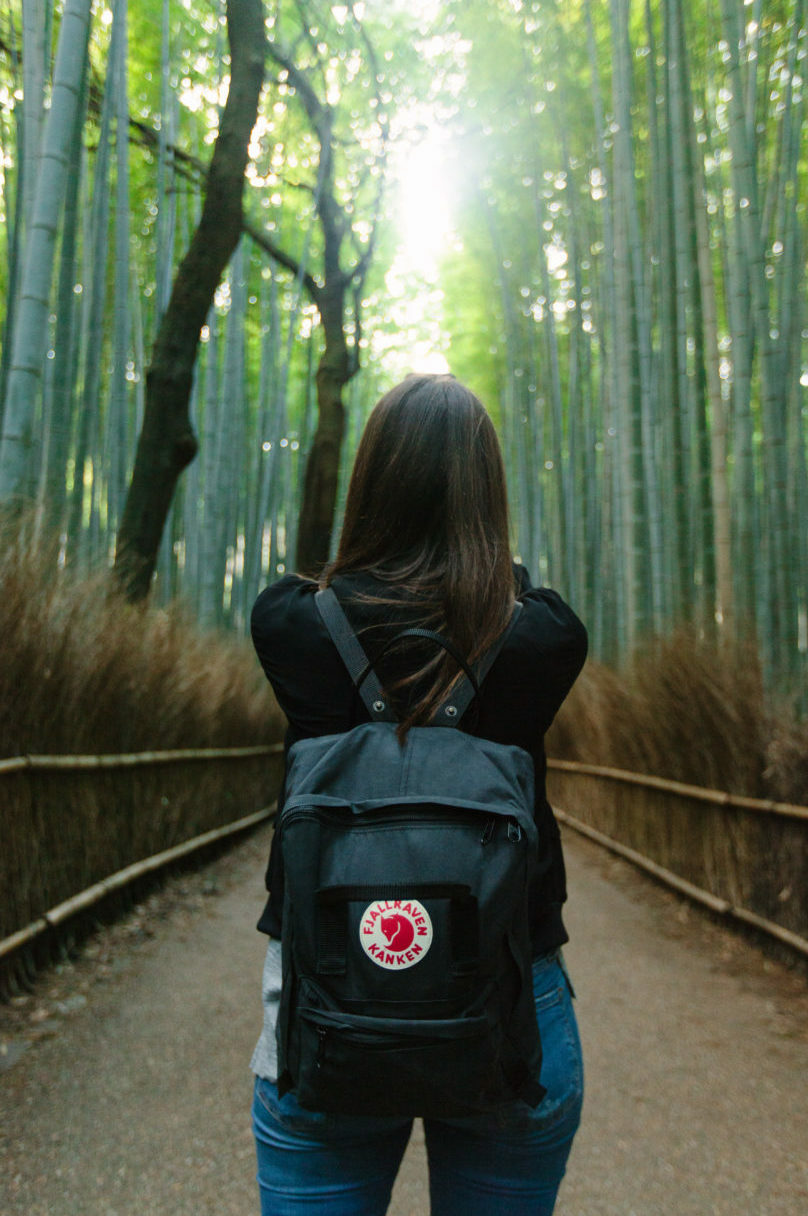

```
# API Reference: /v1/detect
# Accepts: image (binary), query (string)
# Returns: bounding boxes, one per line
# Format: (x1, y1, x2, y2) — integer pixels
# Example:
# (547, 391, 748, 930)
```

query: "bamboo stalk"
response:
(0, 804, 277, 961)
(555, 807, 808, 959)
(0, 0, 94, 502)
(547, 758, 808, 821)
(107, 0, 131, 535)
(0, 744, 283, 775)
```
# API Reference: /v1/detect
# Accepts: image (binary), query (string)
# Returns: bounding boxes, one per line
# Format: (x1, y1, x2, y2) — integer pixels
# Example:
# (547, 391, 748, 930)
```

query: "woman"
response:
(250, 373, 587, 1215)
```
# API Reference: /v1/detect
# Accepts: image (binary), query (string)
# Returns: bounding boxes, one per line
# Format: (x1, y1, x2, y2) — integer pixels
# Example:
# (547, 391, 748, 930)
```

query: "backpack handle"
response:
(356, 627, 480, 727)
(316, 589, 475, 725)
(316, 588, 522, 728)
(382, 605, 523, 725)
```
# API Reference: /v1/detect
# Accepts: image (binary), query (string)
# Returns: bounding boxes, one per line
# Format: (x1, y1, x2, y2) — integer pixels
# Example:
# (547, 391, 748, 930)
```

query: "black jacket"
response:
(251, 567, 587, 957)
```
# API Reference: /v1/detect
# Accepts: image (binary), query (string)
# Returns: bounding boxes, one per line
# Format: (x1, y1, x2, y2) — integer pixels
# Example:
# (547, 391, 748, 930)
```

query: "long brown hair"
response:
(324, 374, 516, 730)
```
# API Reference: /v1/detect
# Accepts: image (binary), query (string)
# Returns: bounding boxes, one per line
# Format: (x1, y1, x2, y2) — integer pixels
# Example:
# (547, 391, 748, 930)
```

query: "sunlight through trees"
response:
(0, 0, 804, 700)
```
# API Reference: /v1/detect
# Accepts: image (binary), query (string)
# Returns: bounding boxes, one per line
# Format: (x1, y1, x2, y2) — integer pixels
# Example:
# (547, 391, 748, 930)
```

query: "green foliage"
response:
(0, 0, 804, 696)
(428, 0, 807, 696)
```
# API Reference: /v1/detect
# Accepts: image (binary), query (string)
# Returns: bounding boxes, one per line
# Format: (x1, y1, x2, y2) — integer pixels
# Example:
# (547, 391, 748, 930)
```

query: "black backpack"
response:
(274, 587, 545, 1117)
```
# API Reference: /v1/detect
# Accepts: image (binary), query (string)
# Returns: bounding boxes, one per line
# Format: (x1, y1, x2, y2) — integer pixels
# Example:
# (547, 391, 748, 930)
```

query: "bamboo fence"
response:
(3, 747, 807, 993)
(0, 743, 284, 993)
(0, 745, 281, 775)
(0, 805, 276, 959)
(547, 758, 808, 959)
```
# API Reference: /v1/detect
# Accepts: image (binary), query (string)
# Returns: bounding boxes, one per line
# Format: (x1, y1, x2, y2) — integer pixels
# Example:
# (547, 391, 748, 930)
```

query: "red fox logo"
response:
(380, 913, 415, 952)
(359, 899, 433, 970)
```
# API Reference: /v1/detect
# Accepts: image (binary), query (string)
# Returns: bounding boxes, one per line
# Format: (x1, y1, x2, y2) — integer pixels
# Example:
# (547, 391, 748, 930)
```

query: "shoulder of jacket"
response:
(251, 575, 319, 638)
(514, 587, 588, 653)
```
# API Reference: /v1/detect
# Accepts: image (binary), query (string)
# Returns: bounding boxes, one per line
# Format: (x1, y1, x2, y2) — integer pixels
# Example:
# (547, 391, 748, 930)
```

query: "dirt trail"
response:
(2, 824, 807, 1216)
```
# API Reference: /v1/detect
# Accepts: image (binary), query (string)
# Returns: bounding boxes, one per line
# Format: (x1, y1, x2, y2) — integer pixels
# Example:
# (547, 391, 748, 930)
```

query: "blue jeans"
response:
(252, 953, 583, 1215)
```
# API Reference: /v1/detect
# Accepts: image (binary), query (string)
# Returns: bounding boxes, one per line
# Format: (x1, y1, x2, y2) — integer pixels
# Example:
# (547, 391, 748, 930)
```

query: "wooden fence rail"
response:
(0, 745, 279, 776)
(547, 758, 808, 821)
(0, 744, 284, 994)
(0, 805, 277, 960)
(2, 748, 806, 982)
(546, 758, 808, 960)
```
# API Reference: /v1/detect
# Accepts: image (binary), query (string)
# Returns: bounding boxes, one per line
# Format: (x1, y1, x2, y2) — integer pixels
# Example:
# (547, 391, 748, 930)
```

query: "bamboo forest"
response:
(0, 0, 806, 700)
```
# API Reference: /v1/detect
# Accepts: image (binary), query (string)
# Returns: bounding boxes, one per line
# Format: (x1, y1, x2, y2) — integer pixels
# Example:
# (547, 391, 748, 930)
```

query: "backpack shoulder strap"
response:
(315, 587, 398, 723)
(431, 601, 523, 725)
(316, 589, 522, 729)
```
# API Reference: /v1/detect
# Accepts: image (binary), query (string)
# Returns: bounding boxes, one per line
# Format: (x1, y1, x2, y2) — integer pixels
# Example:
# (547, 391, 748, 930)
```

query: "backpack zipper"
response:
(282, 807, 528, 846)
(483, 818, 523, 844)
(315, 1025, 328, 1071)
(281, 806, 500, 834)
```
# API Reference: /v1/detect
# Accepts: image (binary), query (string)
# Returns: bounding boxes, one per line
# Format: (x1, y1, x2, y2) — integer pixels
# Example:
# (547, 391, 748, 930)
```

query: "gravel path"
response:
(2, 824, 807, 1215)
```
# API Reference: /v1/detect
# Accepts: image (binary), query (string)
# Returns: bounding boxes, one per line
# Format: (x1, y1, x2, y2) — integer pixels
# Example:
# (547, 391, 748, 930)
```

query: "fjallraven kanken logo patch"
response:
(359, 899, 433, 969)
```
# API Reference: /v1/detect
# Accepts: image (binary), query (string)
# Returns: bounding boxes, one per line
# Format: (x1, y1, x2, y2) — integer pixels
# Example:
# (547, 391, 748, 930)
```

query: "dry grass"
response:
(0, 525, 285, 967)
(546, 628, 808, 954)
(765, 714, 808, 806)
(548, 628, 806, 804)
(0, 529, 280, 758)
(4, 526, 805, 975)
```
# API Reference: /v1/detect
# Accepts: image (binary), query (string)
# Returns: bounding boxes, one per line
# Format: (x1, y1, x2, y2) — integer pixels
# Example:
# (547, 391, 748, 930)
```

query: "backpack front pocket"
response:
(294, 1006, 501, 1117)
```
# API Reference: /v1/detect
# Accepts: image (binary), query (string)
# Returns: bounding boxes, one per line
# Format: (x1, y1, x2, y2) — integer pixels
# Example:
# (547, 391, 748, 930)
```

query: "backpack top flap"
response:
(283, 722, 537, 847)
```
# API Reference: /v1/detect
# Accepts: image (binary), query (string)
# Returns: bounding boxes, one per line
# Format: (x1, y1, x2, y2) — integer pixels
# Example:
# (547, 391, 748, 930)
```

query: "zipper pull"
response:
(507, 821, 522, 843)
(481, 818, 495, 846)
(315, 1026, 327, 1071)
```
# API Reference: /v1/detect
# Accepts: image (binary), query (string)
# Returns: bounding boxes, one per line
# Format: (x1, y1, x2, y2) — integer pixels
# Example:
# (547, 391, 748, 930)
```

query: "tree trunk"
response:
(294, 284, 353, 577)
(114, 0, 265, 602)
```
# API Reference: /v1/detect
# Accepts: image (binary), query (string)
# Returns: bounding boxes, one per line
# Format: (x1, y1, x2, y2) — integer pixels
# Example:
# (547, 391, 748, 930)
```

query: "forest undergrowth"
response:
(0, 532, 281, 759)
(548, 630, 808, 807)
(0, 528, 284, 977)
(547, 634, 808, 953)
(2, 525, 807, 980)
(2, 524, 803, 802)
